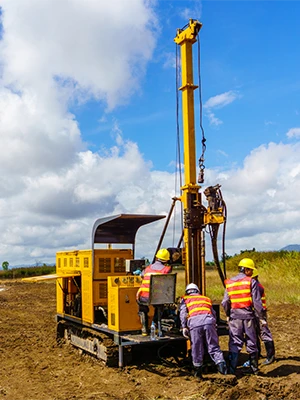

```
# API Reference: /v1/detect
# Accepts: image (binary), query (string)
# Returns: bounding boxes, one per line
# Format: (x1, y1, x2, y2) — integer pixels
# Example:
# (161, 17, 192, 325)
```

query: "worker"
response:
(136, 248, 172, 336)
(222, 258, 265, 375)
(180, 283, 227, 378)
(250, 268, 275, 365)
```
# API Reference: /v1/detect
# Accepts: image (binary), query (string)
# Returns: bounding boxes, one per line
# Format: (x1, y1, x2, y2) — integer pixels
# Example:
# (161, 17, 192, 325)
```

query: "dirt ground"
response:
(0, 280, 299, 400)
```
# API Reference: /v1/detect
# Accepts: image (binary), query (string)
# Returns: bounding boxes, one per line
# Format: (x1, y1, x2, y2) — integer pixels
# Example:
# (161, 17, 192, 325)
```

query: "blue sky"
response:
(75, 1, 300, 172)
(0, 0, 300, 266)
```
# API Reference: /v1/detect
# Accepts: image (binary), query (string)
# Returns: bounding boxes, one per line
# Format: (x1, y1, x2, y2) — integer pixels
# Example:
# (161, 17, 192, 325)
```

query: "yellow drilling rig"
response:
(23, 19, 227, 367)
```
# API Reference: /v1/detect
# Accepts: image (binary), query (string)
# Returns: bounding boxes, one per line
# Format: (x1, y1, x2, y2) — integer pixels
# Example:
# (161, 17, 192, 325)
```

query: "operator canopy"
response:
(92, 214, 165, 246)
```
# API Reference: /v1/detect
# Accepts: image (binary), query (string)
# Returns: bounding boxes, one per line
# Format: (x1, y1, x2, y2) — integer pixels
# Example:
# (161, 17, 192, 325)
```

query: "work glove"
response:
(260, 319, 267, 326)
(182, 328, 189, 339)
(226, 316, 230, 323)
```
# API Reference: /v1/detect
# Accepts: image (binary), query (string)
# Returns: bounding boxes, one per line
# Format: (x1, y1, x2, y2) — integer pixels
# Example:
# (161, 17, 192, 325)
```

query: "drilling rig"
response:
(23, 19, 227, 367)
(172, 19, 226, 294)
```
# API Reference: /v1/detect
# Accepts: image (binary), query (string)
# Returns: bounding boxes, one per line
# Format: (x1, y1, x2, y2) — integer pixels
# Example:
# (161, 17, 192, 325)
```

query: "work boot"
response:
(257, 337, 262, 358)
(262, 341, 275, 365)
(249, 352, 259, 375)
(242, 359, 250, 368)
(216, 361, 227, 375)
(228, 352, 239, 375)
(138, 312, 148, 336)
(193, 366, 203, 379)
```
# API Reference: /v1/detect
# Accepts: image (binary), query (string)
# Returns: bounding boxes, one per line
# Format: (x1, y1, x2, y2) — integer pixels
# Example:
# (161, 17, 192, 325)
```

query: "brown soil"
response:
(0, 280, 299, 400)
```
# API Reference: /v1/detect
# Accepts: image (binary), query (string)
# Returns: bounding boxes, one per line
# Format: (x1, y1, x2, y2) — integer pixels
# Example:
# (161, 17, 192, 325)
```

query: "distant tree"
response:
(205, 261, 215, 266)
(2, 261, 9, 271)
(221, 253, 231, 262)
(240, 248, 256, 254)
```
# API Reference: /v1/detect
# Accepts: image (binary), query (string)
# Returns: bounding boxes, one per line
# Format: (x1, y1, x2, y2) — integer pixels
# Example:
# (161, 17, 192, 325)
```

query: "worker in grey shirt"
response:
(180, 283, 227, 378)
(222, 258, 265, 375)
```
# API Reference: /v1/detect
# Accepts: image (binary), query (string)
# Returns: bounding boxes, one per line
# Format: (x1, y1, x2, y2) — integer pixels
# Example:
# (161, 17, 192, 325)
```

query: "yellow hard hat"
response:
(252, 268, 259, 278)
(238, 258, 255, 270)
(156, 248, 170, 262)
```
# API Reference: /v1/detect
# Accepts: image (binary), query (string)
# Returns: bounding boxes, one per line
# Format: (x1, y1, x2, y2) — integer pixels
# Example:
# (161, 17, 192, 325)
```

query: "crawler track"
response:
(57, 319, 131, 366)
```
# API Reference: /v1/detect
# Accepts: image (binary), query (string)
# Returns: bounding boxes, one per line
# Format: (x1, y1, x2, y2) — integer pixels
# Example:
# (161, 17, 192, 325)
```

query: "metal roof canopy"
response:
(91, 214, 165, 247)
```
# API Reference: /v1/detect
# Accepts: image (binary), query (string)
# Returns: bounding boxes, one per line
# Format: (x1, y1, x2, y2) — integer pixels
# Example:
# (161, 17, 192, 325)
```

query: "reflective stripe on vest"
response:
(258, 282, 267, 310)
(182, 294, 212, 318)
(137, 264, 171, 300)
(224, 276, 252, 309)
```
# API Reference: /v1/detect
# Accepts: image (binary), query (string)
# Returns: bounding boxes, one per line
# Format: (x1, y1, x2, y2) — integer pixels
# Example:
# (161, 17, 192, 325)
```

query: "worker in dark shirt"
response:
(136, 249, 172, 336)
(250, 268, 275, 365)
(222, 258, 265, 375)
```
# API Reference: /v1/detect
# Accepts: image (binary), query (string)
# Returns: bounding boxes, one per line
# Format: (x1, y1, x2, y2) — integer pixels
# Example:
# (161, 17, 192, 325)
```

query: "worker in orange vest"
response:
(180, 283, 227, 378)
(136, 248, 172, 336)
(222, 258, 265, 375)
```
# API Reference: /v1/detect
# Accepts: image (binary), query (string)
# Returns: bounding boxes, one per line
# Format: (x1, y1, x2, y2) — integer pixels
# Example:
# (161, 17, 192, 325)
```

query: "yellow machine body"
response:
(56, 248, 132, 324)
(107, 275, 154, 332)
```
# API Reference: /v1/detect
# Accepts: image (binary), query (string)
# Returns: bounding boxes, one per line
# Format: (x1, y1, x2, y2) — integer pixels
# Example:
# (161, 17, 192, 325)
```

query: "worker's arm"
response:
(179, 299, 190, 338)
(221, 290, 231, 317)
(251, 279, 265, 319)
(179, 298, 188, 328)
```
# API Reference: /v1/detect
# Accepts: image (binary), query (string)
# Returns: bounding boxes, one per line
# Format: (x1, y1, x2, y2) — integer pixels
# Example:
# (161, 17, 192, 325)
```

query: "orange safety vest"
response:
(224, 276, 252, 309)
(258, 282, 267, 310)
(137, 264, 172, 300)
(182, 294, 213, 318)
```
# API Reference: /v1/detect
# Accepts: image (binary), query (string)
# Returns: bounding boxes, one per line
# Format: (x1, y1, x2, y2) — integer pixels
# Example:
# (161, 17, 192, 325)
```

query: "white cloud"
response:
(286, 127, 300, 138)
(163, 52, 176, 69)
(0, 0, 158, 110)
(206, 141, 300, 256)
(204, 91, 239, 126)
(204, 91, 239, 110)
(1, 2, 300, 267)
(179, 5, 202, 21)
(0, 0, 161, 265)
(217, 150, 228, 157)
(4, 133, 300, 265)
(206, 110, 223, 126)
(264, 120, 276, 126)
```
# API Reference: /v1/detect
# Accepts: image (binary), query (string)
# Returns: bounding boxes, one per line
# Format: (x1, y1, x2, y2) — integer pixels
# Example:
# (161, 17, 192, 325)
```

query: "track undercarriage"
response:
(56, 315, 188, 367)
(57, 318, 131, 366)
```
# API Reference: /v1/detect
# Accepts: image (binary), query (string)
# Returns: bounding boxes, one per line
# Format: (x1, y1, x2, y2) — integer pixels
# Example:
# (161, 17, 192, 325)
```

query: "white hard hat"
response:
(185, 283, 200, 294)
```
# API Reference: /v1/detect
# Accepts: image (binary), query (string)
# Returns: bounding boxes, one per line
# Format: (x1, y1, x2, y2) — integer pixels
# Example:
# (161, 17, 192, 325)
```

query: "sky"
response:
(1, 0, 300, 267)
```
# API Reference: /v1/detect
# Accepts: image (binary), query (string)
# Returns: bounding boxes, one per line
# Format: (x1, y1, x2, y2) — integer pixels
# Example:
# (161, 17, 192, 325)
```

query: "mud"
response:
(0, 280, 299, 400)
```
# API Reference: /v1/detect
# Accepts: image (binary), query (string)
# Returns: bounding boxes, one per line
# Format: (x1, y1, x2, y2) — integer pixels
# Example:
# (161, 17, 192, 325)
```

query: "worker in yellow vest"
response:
(180, 283, 227, 378)
(222, 258, 265, 375)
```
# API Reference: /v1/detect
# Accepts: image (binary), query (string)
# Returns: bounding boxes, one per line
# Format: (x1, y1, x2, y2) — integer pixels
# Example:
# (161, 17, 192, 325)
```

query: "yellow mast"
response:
(174, 20, 226, 294)
(174, 20, 205, 292)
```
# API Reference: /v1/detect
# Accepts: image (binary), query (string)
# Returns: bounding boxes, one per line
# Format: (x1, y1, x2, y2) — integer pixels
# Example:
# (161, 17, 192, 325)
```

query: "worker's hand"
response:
(182, 328, 189, 339)
(226, 316, 230, 324)
(260, 319, 267, 326)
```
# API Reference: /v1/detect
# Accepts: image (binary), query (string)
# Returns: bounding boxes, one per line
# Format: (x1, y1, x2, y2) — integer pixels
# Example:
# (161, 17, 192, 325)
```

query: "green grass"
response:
(175, 269, 225, 302)
(175, 250, 300, 305)
(3, 250, 299, 305)
(0, 265, 56, 280)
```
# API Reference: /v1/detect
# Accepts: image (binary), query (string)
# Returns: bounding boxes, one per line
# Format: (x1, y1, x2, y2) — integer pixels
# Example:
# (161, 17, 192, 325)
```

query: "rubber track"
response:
(57, 320, 129, 366)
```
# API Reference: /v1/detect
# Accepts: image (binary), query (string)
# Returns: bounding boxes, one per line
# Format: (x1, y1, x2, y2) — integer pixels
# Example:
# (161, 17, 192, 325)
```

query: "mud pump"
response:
(23, 19, 227, 367)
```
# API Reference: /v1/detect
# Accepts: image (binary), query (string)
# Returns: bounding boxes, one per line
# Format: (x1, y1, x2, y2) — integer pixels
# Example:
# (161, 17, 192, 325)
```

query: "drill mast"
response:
(174, 20, 225, 294)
